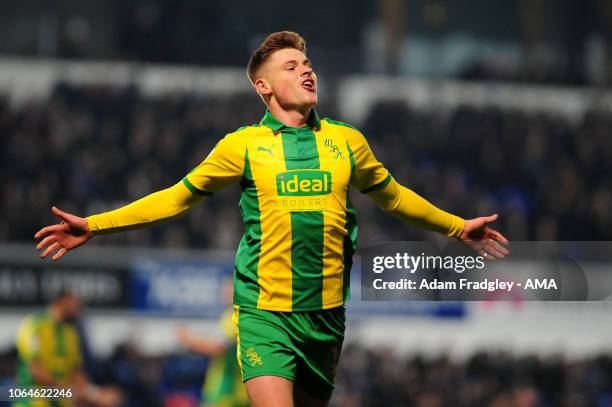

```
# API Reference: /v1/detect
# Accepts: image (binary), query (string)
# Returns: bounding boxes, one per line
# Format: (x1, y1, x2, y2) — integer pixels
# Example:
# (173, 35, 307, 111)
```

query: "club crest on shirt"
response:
(324, 138, 344, 160)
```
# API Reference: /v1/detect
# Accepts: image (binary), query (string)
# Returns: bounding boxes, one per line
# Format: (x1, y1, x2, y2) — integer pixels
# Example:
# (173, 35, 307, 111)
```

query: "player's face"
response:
(259, 48, 317, 111)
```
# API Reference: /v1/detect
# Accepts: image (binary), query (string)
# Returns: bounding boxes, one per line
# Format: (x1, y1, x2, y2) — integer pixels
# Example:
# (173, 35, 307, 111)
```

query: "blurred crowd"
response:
(333, 346, 612, 407)
(2, 342, 612, 407)
(1, 83, 611, 248)
(358, 101, 612, 243)
(0, 340, 206, 407)
(1, 84, 261, 249)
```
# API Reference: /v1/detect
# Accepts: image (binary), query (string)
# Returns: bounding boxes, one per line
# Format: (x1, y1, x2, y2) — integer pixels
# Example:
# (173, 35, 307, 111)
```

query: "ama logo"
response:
(276, 170, 332, 196)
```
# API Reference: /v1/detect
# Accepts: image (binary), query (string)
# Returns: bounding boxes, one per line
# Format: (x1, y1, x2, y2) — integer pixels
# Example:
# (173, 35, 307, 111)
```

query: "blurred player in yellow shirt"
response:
(176, 279, 249, 407)
(14, 290, 121, 407)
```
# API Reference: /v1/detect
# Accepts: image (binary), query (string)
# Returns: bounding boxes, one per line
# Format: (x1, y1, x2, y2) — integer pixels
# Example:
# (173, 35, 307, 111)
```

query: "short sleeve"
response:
(183, 134, 245, 195)
(345, 127, 392, 193)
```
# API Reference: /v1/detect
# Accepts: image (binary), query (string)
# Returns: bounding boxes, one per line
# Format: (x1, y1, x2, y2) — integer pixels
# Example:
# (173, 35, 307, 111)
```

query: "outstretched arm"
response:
(368, 179, 464, 237)
(86, 181, 202, 234)
(35, 131, 246, 261)
(342, 124, 508, 259)
(368, 179, 509, 259)
(176, 326, 227, 357)
(35, 181, 203, 260)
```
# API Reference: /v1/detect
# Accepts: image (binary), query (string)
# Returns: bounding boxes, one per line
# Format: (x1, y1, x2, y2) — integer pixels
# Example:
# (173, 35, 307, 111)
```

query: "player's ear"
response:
(254, 78, 272, 96)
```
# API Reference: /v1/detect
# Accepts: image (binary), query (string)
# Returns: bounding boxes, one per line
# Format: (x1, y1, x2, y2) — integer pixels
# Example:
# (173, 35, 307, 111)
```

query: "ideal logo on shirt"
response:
(276, 170, 332, 196)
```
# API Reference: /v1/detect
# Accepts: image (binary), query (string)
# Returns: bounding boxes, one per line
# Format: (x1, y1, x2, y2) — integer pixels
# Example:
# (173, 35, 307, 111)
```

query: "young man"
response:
(35, 31, 509, 406)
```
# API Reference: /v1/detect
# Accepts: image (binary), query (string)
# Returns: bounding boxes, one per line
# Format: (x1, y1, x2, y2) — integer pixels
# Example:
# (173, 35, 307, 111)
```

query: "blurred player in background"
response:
(35, 31, 508, 406)
(176, 278, 249, 407)
(14, 290, 122, 407)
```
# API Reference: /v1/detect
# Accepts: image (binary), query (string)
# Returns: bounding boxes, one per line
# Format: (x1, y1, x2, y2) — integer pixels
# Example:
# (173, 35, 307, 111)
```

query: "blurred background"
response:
(1, 0, 612, 406)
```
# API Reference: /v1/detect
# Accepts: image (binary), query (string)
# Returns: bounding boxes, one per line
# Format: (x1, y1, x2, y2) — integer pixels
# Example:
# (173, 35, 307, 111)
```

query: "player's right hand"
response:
(34, 206, 92, 261)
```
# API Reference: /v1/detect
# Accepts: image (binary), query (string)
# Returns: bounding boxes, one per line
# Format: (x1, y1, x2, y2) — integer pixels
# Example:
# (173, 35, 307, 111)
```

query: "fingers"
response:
(34, 224, 62, 240)
(479, 248, 500, 261)
(484, 213, 498, 224)
(40, 242, 68, 260)
(40, 242, 60, 259)
(490, 229, 509, 245)
(490, 238, 510, 256)
(484, 227, 510, 248)
(52, 248, 68, 261)
(478, 237, 510, 260)
(36, 235, 56, 251)
(52, 206, 70, 222)
(471, 236, 509, 260)
(483, 242, 507, 260)
(480, 249, 500, 261)
(35, 223, 72, 261)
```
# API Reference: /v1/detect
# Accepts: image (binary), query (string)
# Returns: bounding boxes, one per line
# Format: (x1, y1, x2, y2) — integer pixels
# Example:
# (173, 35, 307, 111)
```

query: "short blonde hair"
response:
(247, 31, 307, 84)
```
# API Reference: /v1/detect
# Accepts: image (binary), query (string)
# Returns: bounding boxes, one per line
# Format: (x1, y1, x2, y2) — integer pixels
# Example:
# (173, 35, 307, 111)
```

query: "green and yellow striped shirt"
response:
(183, 110, 391, 312)
(14, 311, 82, 407)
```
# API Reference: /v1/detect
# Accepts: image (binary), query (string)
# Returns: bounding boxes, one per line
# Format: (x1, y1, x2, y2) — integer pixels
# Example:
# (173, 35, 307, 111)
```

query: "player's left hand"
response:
(459, 213, 509, 260)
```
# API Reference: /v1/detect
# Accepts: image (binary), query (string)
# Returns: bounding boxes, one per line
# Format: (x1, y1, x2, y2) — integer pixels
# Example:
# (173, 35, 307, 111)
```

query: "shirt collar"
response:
(260, 109, 321, 131)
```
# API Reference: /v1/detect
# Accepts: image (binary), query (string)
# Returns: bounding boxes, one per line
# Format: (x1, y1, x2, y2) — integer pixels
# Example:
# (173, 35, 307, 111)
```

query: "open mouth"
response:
(301, 79, 316, 92)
